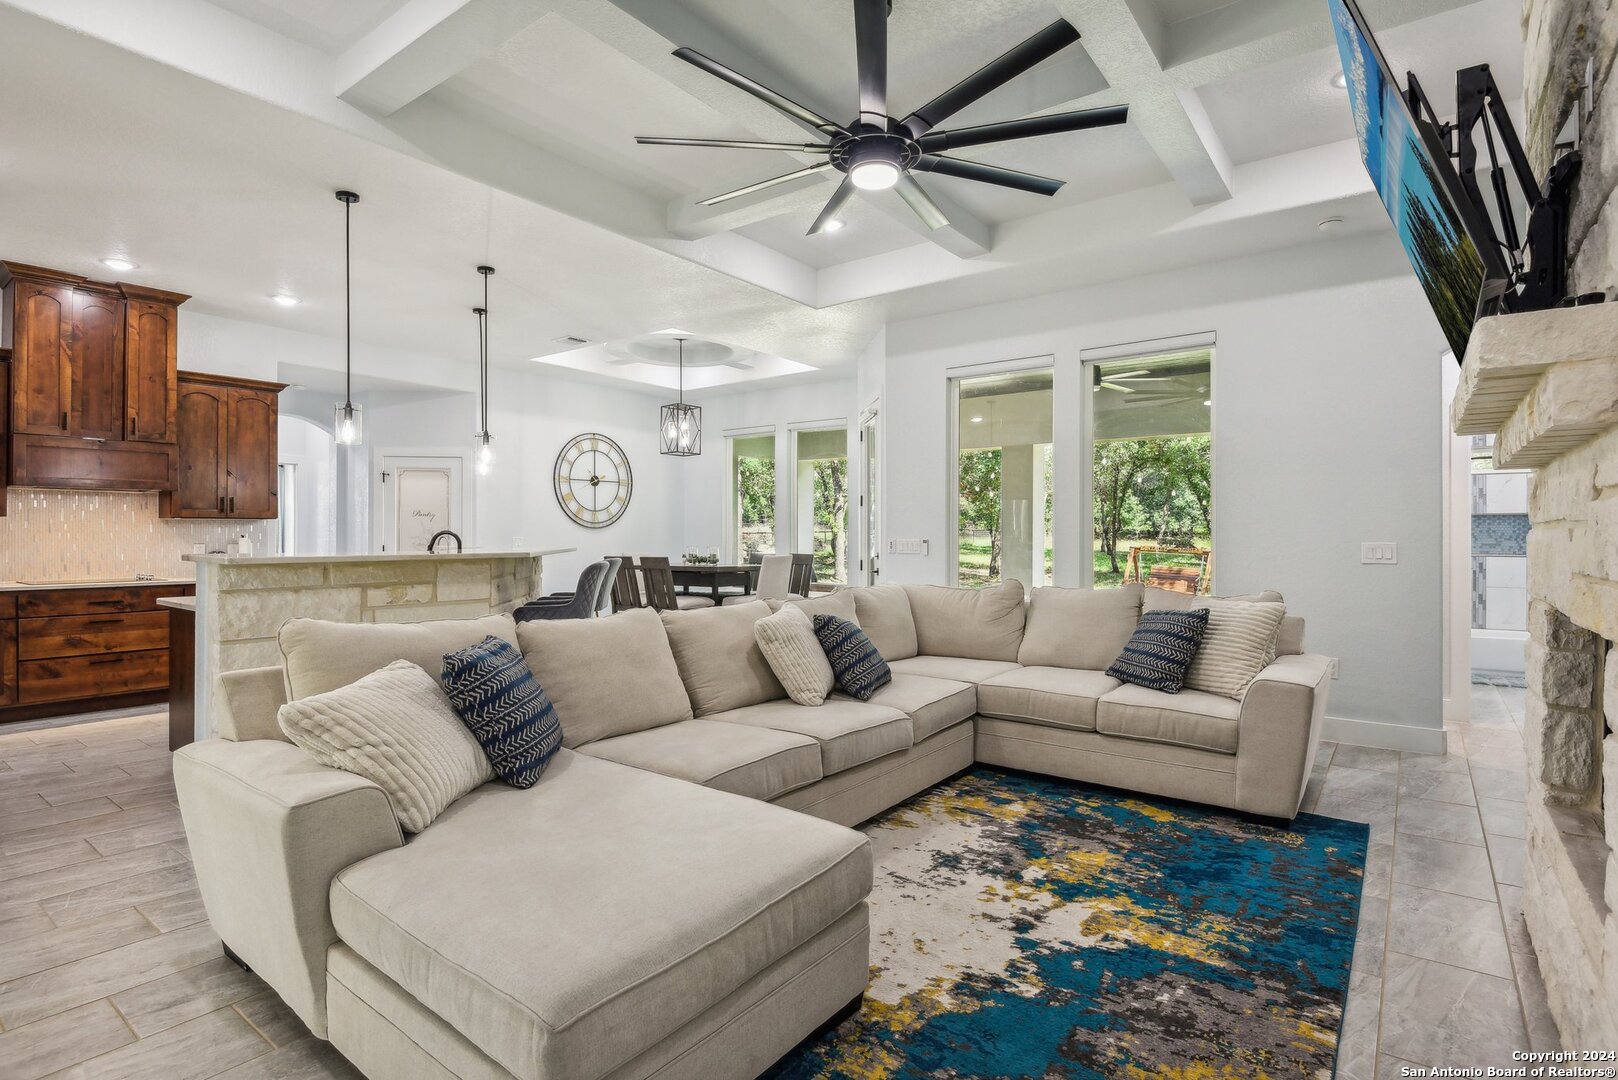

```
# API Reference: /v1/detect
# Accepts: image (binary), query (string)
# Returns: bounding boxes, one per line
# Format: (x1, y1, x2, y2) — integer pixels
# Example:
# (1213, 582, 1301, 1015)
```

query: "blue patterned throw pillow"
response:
(441, 636, 562, 788)
(1105, 608, 1210, 694)
(812, 614, 892, 701)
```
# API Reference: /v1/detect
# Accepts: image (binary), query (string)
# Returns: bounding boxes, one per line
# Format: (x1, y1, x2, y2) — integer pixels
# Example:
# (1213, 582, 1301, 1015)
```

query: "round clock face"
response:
(554, 433, 632, 529)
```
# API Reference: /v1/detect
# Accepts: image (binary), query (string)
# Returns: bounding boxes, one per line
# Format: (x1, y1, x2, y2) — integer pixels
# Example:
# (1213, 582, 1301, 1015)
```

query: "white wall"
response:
(881, 233, 1448, 749)
(275, 414, 336, 555)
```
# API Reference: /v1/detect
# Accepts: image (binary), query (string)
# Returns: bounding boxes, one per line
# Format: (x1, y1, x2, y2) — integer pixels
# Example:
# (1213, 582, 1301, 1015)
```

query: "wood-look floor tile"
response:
(2, 802, 183, 857)
(37, 768, 173, 809)
(41, 863, 198, 926)
(136, 889, 208, 933)
(0, 907, 157, 983)
(111, 956, 263, 1038)
(0, 921, 219, 1028)
(0, 791, 50, 818)
(107, 785, 179, 812)
(87, 815, 187, 857)
(0, 906, 55, 945)
(0, 839, 101, 882)
(0, 999, 135, 1080)
(45, 1006, 271, 1080)
(214, 1036, 362, 1080)
(0, 843, 190, 907)
(0, 799, 122, 842)
(233, 988, 310, 1048)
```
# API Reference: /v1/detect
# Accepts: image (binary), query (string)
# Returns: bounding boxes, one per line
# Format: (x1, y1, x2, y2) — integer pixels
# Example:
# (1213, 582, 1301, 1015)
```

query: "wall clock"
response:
(553, 433, 633, 529)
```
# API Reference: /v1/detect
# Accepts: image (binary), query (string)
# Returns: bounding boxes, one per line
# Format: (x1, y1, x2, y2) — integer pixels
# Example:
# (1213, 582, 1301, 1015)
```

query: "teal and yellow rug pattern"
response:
(772, 768, 1368, 1079)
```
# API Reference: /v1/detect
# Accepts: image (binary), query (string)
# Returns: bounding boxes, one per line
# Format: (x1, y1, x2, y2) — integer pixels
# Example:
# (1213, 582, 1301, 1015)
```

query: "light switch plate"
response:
(1361, 542, 1398, 565)
(892, 539, 928, 556)
(1327, 658, 1340, 679)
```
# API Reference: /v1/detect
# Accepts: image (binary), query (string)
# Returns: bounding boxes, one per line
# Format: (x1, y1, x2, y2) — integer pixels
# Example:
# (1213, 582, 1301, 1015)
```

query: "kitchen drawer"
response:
(18, 610, 169, 660)
(17, 584, 190, 618)
(0, 593, 16, 620)
(19, 649, 169, 704)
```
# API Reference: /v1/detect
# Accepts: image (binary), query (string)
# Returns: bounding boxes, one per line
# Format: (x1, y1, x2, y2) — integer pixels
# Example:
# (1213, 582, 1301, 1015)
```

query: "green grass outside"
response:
(957, 539, 1208, 589)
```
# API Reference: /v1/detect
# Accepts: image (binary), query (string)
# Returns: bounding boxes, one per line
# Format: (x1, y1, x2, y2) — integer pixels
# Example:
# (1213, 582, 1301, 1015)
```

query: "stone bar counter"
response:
(180, 549, 572, 742)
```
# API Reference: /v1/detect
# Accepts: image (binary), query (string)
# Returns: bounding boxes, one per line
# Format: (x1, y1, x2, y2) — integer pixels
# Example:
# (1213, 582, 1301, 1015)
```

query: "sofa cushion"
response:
(329, 751, 870, 1080)
(837, 673, 975, 742)
(903, 581, 1026, 662)
(1276, 614, 1306, 656)
(277, 660, 491, 833)
(577, 719, 821, 801)
(517, 608, 692, 747)
(1183, 598, 1287, 699)
(706, 698, 912, 776)
(1144, 587, 1283, 611)
(1096, 683, 1242, 754)
(888, 655, 1021, 684)
(1017, 584, 1141, 671)
(440, 636, 562, 788)
(849, 585, 919, 661)
(661, 601, 787, 717)
(977, 667, 1122, 733)
(755, 605, 836, 706)
(279, 614, 518, 700)
(1105, 608, 1210, 694)
(813, 615, 892, 701)
(782, 590, 858, 623)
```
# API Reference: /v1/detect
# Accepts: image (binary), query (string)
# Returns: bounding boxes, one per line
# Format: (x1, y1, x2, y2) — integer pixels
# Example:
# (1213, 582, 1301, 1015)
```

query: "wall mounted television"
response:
(1328, 0, 1513, 358)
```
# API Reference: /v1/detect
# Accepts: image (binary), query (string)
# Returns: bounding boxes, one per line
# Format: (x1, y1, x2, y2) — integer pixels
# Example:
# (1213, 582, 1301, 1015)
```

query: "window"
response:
(276, 462, 296, 556)
(952, 368, 1054, 589)
(1088, 348, 1212, 591)
(792, 426, 850, 585)
(728, 433, 776, 561)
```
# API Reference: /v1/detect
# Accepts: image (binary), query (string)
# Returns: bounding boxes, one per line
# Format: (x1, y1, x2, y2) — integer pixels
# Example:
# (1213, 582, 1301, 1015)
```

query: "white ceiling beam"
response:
(1053, 0, 1235, 205)
(866, 184, 994, 259)
(335, 0, 553, 116)
(669, 172, 839, 239)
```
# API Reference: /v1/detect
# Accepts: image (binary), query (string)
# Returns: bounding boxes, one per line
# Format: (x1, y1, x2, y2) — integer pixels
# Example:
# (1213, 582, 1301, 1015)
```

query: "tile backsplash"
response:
(0, 489, 274, 583)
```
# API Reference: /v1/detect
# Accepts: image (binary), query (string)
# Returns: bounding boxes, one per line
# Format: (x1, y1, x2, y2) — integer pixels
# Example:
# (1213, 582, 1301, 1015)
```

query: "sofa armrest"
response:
(1234, 654, 1332, 819)
(174, 739, 402, 1037)
(214, 666, 289, 742)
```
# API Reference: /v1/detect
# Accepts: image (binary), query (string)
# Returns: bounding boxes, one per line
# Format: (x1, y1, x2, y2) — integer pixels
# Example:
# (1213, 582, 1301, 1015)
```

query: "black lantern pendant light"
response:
(474, 265, 495, 474)
(333, 190, 363, 445)
(660, 337, 701, 456)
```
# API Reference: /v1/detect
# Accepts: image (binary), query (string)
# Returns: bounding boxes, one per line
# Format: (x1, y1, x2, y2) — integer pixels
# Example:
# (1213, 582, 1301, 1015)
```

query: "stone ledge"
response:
(1452, 304, 1618, 467)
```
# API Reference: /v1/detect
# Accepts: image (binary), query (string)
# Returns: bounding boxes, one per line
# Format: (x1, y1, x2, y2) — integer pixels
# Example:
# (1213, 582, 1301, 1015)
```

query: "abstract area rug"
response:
(769, 768, 1369, 1079)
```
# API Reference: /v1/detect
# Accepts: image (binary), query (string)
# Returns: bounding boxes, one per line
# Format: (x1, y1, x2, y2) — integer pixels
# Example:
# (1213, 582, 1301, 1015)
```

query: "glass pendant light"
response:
(333, 190, 363, 445)
(474, 265, 495, 475)
(659, 337, 701, 456)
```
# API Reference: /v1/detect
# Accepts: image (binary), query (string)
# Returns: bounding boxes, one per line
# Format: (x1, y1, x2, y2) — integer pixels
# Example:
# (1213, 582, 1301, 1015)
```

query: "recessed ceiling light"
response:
(1317, 216, 1345, 232)
(100, 256, 136, 272)
(969, 415, 984, 424)
(1331, 71, 1348, 89)
(824, 218, 845, 233)
(271, 293, 301, 307)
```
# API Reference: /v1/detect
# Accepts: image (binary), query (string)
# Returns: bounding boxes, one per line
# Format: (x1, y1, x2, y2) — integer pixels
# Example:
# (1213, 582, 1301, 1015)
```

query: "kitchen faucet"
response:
(426, 530, 463, 554)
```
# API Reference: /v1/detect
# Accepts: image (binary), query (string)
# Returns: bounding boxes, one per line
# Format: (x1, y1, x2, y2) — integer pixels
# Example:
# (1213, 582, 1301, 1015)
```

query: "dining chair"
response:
(788, 553, 814, 597)
(514, 561, 610, 621)
(639, 556, 714, 611)
(724, 553, 796, 605)
(609, 556, 645, 612)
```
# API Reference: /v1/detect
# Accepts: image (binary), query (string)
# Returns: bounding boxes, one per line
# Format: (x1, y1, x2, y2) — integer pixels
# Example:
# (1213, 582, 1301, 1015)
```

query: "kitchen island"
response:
(180, 550, 570, 743)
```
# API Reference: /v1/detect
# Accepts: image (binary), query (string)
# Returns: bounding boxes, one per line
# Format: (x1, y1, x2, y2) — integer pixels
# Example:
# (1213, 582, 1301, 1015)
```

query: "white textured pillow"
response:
(753, 604, 835, 707)
(1183, 599, 1287, 699)
(277, 660, 492, 833)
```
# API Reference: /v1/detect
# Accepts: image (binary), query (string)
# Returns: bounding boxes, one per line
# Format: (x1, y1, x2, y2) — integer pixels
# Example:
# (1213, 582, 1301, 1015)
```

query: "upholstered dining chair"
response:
(723, 553, 801, 605)
(638, 556, 715, 611)
(514, 561, 611, 621)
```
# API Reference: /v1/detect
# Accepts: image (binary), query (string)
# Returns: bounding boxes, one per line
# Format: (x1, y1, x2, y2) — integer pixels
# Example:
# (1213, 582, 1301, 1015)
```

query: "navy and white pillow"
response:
(1105, 608, 1210, 694)
(440, 636, 563, 788)
(812, 614, 892, 701)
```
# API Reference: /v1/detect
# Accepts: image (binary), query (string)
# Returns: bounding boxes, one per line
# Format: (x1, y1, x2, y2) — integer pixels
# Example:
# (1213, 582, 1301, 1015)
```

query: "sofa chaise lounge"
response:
(174, 580, 1330, 1080)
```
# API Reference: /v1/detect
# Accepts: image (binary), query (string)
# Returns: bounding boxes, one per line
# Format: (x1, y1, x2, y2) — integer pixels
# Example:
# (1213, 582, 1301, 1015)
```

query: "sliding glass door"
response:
(951, 368, 1054, 589)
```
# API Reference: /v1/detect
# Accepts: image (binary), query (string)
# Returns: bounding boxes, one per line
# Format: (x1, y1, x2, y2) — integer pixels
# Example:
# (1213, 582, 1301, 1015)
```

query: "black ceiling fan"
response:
(635, 1, 1128, 235)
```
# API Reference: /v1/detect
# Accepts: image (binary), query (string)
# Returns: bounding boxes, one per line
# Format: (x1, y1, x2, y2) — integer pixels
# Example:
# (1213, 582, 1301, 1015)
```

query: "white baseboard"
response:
(1325, 714, 1448, 755)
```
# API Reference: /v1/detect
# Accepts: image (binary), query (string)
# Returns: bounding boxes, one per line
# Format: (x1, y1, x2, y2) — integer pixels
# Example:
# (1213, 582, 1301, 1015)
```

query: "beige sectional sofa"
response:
(174, 580, 1330, 1080)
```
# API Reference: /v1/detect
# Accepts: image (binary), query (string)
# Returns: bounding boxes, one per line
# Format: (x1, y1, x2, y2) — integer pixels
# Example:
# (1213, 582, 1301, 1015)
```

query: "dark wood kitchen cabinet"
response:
(121, 284, 187, 444)
(161, 371, 285, 519)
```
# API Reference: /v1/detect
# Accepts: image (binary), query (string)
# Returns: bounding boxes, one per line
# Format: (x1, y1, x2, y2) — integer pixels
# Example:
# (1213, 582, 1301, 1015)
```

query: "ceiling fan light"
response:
(823, 218, 845, 232)
(850, 160, 900, 190)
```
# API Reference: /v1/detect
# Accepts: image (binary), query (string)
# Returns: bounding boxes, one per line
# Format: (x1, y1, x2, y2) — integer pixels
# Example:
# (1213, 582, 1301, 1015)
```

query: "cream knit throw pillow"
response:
(754, 604, 837, 706)
(1183, 598, 1287, 699)
(277, 660, 492, 833)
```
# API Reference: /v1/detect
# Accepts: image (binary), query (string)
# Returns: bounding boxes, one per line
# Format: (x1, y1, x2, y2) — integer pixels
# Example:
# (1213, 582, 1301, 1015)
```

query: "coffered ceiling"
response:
(0, 0, 1522, 390)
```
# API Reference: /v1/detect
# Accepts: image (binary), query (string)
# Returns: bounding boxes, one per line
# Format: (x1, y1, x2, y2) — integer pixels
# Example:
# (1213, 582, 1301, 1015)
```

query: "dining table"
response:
(669, 563, 760, 602)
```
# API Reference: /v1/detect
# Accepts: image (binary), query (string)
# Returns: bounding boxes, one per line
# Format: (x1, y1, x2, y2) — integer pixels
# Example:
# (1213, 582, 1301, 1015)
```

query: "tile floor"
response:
(0, 687, 1557, 1078)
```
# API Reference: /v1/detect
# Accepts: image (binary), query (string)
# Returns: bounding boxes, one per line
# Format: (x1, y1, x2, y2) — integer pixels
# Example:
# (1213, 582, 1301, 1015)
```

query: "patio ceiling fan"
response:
(1093, 368, 1173, 394)
(635, 1, 1129, 235)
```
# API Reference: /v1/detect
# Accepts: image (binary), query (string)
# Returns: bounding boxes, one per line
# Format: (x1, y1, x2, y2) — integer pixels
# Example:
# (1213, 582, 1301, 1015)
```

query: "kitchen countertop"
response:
(184, 549, 571, 566)
(157, 596, 197, 612)
(0, 578, 195, 592)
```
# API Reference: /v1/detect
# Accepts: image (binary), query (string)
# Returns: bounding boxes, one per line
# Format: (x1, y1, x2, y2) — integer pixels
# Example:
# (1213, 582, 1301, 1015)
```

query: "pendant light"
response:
(660, 337, 701, 456)
(333, 190, 363, 445)
(474, 265, 495, 474)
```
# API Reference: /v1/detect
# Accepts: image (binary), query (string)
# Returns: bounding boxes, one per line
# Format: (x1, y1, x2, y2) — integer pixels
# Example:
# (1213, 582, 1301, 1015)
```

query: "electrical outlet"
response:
(1360, 542, 1398, 565)
(1327, 658, 1340, 680)
(894, 539, 928, 556)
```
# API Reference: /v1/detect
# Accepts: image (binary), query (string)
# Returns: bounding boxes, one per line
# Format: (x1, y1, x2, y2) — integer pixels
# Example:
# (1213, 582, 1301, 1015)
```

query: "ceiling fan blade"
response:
(918, 105, 1129, 153)
(808, 177, 857, 235)
(1103, 369, 1151, 380)
(699, 161, 833, 205)
(673, 47, 846, 137)
(853, 0, 889, 127)
(899, 20, 1080, 140)
(636, 136, 830, 153)
(894, 174, 949, 230)
(914, 155, 1064, 196)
